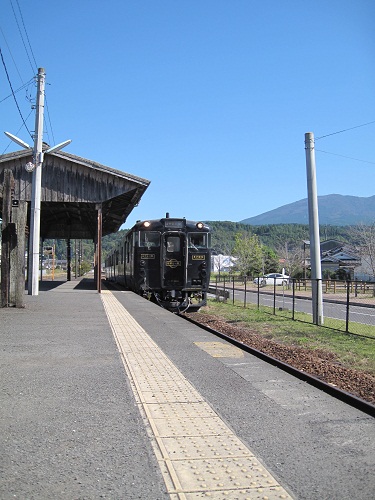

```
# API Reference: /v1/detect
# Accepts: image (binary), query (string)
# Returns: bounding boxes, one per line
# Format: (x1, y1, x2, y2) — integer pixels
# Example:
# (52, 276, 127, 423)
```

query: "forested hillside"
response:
(206, 221, 353, 255)
(44, 222, 354, 267)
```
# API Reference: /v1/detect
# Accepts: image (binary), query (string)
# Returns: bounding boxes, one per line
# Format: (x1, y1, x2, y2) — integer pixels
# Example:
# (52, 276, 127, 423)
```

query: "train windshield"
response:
(188, 233, 209, 249)
(166, 236, 181, 253)
(140, 231, 160, 250)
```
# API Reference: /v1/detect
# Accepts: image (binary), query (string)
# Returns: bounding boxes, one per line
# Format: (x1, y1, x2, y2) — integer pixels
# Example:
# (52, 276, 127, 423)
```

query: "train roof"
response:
(131, 217, 210, 231)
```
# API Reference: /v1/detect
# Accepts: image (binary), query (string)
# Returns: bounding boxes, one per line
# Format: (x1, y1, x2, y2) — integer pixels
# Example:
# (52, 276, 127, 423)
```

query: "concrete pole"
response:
(305, 132, 324, 325)
(28, 67, 45, 295)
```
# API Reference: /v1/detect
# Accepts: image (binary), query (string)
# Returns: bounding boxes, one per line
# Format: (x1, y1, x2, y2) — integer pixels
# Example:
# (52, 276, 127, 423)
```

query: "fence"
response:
(210, 276, 375, 339)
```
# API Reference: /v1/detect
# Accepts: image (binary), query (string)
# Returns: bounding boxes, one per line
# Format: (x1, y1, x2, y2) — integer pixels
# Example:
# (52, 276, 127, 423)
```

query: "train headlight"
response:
(143, 221, 151, 228)
(196, 222, 204, 229)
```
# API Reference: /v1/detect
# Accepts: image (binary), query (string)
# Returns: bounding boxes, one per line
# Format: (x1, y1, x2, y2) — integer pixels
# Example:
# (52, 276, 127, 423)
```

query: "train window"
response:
(166, 236, 180, 253)
(140, 231, 160, 249)
(126, 241, 130, 263)
(188, 233, 207, 249)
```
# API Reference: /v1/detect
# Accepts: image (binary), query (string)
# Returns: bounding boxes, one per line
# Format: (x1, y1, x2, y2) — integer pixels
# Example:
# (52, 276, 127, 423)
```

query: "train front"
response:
(136, 217, 211, 312)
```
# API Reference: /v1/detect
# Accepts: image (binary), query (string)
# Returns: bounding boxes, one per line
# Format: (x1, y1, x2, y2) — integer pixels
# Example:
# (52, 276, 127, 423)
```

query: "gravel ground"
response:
(187, 312, 375, 405)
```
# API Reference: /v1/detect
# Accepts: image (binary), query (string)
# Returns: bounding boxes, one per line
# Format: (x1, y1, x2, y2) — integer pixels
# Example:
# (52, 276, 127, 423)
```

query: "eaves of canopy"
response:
(0, 148, 150, 239)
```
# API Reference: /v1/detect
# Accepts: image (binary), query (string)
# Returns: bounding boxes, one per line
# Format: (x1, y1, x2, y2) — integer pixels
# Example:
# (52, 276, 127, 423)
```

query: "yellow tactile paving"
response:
(101, 290, 294, 499)
(194, 342, 245, 358)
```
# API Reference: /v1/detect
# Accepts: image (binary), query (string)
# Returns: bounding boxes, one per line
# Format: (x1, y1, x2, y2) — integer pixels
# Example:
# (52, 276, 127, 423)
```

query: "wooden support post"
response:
(1, 170, 13, 307)
(10, 201, 27, 307)
(67, 239, 71, 281)
(1, 171, 26, 307)
(96, 205, 102, 293)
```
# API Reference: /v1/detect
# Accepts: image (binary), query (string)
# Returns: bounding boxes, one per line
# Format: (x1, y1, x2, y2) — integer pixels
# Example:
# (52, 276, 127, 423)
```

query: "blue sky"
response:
(1, 0, 374, 228)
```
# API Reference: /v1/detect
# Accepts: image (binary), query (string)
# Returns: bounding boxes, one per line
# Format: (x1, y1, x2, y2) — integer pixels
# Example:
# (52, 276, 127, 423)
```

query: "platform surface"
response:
(1, 278, 374, 499)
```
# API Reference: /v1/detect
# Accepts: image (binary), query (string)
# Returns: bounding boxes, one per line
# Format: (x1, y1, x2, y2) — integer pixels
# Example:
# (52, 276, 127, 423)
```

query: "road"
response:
(211, 284, 375, 328)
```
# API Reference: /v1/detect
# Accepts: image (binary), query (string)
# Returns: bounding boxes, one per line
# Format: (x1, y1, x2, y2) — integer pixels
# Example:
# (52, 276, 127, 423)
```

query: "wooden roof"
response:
(0, 148, 150, 239)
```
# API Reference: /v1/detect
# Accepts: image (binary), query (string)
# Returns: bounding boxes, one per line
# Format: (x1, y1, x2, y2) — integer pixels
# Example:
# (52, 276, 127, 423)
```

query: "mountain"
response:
(240, 194, 375, 226)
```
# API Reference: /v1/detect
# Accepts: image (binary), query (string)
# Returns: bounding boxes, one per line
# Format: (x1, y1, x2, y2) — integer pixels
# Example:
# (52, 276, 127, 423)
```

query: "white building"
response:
(211, 254, 236, 273)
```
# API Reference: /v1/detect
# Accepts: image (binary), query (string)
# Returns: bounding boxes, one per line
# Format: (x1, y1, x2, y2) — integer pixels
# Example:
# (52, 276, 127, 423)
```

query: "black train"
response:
(105, 214, 211, 312)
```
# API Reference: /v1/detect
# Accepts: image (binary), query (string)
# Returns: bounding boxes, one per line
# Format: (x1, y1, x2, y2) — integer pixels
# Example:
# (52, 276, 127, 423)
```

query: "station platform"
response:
(1, 278, 374, 499)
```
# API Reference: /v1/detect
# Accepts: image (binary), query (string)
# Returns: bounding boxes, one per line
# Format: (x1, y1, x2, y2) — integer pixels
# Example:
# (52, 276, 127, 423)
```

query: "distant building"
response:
(321, 240, 361, 279)
(211, 254, 236, 273)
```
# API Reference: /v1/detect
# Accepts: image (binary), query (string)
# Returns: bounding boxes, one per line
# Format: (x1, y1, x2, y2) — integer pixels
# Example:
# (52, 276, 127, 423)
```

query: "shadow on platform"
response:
(28, 278, 98, 292)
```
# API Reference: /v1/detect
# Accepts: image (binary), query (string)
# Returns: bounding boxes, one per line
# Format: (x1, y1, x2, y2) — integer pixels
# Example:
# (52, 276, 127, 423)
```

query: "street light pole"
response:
(28, 67, 45, 295)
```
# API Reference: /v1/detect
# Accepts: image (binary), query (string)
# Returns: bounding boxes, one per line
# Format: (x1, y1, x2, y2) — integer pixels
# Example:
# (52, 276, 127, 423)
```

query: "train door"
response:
(162, 233, 185, 288)
(186, 232, 210, 288)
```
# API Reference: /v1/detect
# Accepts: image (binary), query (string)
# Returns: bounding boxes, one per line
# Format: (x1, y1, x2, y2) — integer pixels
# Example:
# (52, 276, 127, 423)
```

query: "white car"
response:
(253, 273, 290, 286)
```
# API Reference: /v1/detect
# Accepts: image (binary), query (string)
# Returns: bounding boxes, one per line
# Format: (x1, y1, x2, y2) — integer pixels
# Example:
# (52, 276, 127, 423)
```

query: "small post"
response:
(273, 277, 276, 315)
(292, 279, 295, 320)
(345, 280, 350, 332)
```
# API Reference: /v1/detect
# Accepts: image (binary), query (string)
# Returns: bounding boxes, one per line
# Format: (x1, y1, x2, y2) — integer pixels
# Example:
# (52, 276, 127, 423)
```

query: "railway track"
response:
(182, 313, 375, 418)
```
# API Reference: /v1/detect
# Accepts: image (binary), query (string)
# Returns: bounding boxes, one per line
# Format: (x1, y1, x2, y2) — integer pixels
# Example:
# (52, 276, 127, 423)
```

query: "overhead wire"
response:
(1, 107, 33, 155)
(9, 0, 36, 74)
(11, 0, 56, 146)
(0, 76, 34, 102)
(311, 120, 375, 166)
(316, 120, 375, 140)
(315, 149, 375, 165)
(14, 0, 38, 71)
(0, 25, 24, 83)
(44, 95, 56, 145)
(0, 46, 33, 139)
(2, 1, 56, 148)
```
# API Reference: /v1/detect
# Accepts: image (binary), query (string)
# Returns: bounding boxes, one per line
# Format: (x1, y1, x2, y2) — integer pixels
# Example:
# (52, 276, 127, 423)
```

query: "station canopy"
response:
(0, 148, 150, 239)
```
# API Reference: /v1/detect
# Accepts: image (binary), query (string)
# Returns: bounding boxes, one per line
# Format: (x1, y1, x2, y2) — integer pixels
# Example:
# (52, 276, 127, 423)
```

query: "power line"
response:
(0, 77, 34, 102)
(316, 149, 375, 165)
(44, 95, 56, 146)
(1, 107, 33, 154)
(15, 0, 38, 71)
(0, 46, 33, 139)
(0, 25, 24, 83)
(316, 120, 375, 140)
(9, 0, 35, 74)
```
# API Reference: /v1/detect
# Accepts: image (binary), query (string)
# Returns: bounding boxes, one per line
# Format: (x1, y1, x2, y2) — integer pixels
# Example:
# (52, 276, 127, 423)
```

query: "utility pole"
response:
(305, 132, 323, 325)
(28, 67, 45, 295)
(4, 68, 71, 296)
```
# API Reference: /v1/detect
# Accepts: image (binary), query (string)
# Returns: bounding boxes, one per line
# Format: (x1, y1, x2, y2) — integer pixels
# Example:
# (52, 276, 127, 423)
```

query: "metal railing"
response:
(210, 276, 375, 339)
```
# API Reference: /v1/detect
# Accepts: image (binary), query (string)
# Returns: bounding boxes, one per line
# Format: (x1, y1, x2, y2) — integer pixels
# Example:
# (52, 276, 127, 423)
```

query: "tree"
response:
(262, 246, 279, 274)
(232, 233, 263, 277)
(349, 223, 375, 279)
(275, 241, 304, 278)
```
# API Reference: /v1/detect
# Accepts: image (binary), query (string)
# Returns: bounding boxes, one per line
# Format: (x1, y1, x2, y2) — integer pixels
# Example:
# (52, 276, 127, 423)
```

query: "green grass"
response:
(199, 299, 375, 376)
